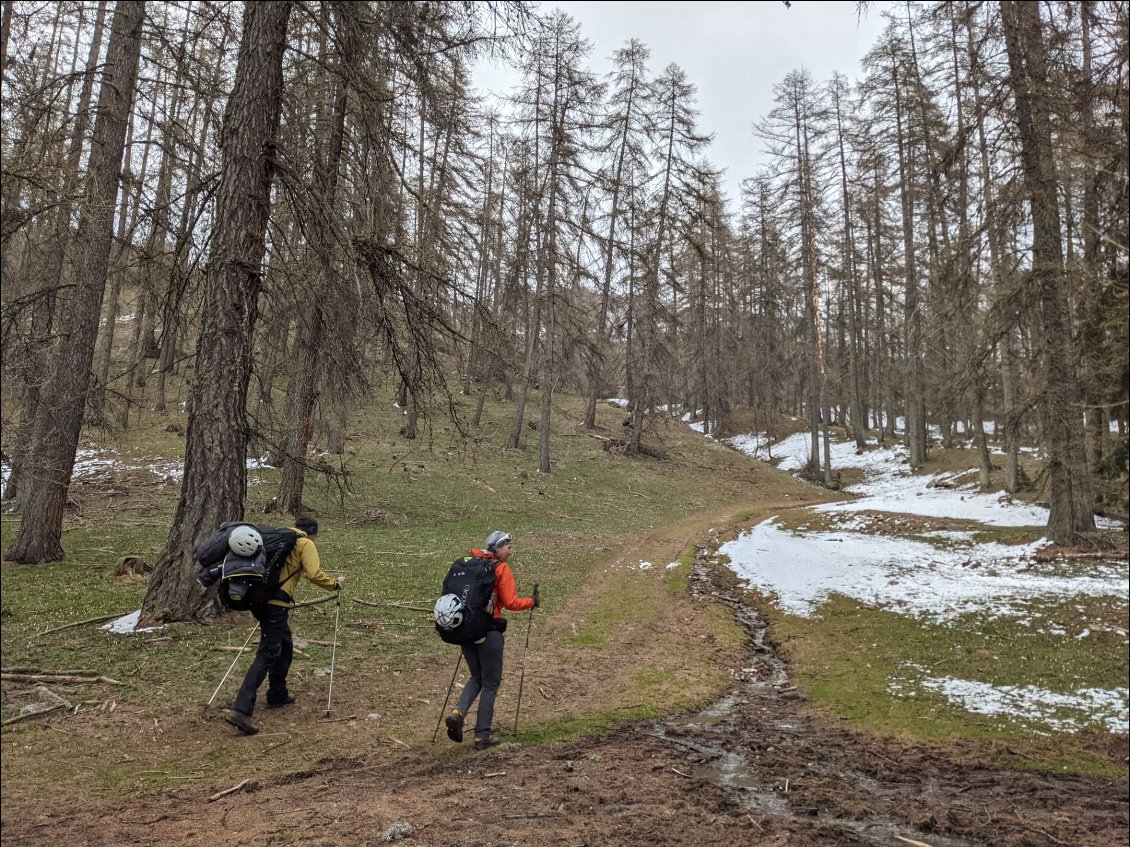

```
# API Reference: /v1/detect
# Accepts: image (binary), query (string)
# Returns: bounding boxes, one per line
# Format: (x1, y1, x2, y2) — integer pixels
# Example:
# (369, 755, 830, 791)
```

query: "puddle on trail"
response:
(647, 559, 984, 847)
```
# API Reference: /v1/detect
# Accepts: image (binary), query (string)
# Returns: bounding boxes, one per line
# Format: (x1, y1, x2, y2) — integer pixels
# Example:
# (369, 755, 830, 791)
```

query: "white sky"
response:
(474, 1, 893, 205)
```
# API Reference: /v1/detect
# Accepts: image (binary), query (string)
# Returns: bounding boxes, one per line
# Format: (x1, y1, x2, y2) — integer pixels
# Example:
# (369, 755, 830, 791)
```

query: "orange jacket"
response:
(470, 549, 535, 618)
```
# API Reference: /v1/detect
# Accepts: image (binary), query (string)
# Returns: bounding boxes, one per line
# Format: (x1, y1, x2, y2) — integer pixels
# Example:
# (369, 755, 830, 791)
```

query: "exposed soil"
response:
(3, 547, 1126, 847)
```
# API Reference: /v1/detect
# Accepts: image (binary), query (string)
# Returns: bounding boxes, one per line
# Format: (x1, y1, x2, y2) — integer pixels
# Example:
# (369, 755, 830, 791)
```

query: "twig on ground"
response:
(291, 595, 339, 610)
(1, 673, 124, 685)
(352, 598, 433, 612)
(2, 704, 67, 726)
(208, 779, 249, 802)
(37, 612, 131, 636)
(318, 714, 356, 723)
(670, 766, 693, 778)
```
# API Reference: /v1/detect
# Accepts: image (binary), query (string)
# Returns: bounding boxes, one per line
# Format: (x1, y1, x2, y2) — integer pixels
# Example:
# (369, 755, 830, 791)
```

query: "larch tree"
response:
(143, 1, 292, 621)
(4, 0, 145, 563)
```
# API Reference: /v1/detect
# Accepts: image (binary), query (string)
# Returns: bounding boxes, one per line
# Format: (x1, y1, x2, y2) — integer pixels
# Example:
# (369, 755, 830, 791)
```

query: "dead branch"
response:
(352, 598, 433, 612)
(2, 704, 67, 726)
(318, 714, 356, 723)
(208, 779, 249, 802)
(3, 667, 100, 676)
(1, 673, 124, 686)
(291, 594, 340, 610)
(37, 612, 131, 636)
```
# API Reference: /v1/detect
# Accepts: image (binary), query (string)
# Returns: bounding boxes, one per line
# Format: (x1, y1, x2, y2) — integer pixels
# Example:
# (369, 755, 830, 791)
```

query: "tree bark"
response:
(142, 2, 292, 621)
(1000, 0, 1095, 543)
(4, 1, 144, 563)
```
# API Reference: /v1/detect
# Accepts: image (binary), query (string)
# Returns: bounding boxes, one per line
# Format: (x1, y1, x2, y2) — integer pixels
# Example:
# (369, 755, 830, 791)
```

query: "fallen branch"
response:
(291, 595, 339, 610)
(894, 837, 936, 847)
(208, 779, 249, 802)
(670, 766, 693, 778)
(37, 612, 131, 636)
(2, 673, 124, 686)
(3, 667, 99, 676)
(483, 771, 507, 778)
(318, 714, 356, 723)
(2, 704, 67, 726)
(352, 598, 432, 613)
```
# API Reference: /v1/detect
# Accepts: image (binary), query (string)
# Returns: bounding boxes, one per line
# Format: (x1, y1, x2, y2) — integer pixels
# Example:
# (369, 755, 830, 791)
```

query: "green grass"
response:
(765, 592, 1128, 778)
(2, 383, 1126, 797)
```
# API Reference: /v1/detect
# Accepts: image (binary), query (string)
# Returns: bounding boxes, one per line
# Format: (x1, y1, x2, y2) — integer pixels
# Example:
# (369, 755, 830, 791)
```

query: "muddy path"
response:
(3, 550, 1126, 847)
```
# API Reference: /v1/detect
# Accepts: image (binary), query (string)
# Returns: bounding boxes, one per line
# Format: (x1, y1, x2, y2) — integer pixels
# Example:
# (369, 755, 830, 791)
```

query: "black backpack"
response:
(194, 523, 302, 610)
(434, 555, 498, 645)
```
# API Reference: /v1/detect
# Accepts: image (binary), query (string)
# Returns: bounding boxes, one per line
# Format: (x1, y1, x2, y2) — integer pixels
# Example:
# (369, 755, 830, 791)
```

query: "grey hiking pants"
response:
(455, 629, 504, 739)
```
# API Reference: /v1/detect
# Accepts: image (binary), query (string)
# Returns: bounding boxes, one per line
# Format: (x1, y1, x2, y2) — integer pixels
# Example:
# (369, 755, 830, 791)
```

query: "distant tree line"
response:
(0, 2, 1124, 619)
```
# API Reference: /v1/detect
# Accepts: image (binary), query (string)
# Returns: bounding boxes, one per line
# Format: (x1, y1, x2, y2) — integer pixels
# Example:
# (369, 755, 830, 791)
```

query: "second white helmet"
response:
(433, 594, 464, 630)
(228, 525, 263, 558)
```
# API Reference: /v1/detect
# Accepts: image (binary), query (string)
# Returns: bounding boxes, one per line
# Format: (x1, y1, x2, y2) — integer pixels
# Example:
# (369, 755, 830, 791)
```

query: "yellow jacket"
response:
(269, 533, 338, 607)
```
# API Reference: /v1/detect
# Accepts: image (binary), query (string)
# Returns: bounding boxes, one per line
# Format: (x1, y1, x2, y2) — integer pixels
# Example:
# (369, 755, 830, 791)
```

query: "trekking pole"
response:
(432, 651, 463, 743)
(513, 587, 537, 735)
(324, 594, 342, 716)
(207, 622, 259, 707)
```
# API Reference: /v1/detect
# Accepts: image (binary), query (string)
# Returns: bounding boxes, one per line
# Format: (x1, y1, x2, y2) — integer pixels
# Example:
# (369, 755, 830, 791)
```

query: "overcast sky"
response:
(474, 1, 894, 209)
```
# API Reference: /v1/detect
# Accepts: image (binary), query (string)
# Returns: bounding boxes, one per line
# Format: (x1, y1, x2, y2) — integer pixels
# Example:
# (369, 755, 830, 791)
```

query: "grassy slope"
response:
(1, 388, 1125, 807)
(0, 389, 819, 804)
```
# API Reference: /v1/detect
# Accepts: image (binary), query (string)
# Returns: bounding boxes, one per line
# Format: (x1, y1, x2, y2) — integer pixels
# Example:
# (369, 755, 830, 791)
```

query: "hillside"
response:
(2, 389, 1127, 847)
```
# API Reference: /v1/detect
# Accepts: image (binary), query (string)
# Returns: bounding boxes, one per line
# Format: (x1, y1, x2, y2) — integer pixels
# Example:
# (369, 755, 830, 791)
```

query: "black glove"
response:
(532, 583, 540, 609)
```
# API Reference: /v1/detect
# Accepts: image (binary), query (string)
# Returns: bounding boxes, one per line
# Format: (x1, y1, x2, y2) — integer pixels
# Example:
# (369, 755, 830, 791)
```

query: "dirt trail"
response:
(3, 547, 1126, 847)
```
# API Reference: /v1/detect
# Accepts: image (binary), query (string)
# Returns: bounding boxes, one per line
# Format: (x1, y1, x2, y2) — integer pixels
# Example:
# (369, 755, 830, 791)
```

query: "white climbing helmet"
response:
(433, 594, 464, 630)
(228, 525, 263, 558)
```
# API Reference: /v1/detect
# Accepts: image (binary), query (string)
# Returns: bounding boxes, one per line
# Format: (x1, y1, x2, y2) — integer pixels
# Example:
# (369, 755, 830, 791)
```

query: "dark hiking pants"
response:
(455, 629, 504, 739)
(233, 603, 293, 715)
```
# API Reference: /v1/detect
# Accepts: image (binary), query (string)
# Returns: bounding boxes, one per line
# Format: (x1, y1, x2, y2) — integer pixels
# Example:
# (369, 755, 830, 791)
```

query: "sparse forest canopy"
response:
(1, 0, 1127, 581)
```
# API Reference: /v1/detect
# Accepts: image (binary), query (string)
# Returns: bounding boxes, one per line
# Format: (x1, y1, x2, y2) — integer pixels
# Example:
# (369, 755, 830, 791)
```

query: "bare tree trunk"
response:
(4, 1, 144, 563)
(892, 64, 927, 468)
(142, 2, 292, 621)
(1000, 0, 1094, 543)
(4, 1, 108, 506)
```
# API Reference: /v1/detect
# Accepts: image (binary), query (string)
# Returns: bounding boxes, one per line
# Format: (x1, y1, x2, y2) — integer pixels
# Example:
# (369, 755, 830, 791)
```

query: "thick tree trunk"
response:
(1001, 0, 1095, 543)
(4, 1, 143, 563)
(142, 2, 292, 621)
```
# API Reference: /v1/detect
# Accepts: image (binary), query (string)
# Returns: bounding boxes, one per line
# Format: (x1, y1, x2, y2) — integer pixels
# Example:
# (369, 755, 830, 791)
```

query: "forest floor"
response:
(1, 399, 1126, 847)
(2, 525, 1126, 847)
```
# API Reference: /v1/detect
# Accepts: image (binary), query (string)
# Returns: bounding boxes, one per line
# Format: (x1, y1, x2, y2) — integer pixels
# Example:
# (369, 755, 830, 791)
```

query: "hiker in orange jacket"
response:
(445, 530, 538, 749)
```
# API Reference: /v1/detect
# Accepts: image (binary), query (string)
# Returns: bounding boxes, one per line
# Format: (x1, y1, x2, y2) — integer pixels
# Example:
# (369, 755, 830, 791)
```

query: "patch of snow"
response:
(889, 666, 1129, 734)
(718, 519, 1128, 623)
(667, 562, 680, 570)
(102, 610, 162, 634)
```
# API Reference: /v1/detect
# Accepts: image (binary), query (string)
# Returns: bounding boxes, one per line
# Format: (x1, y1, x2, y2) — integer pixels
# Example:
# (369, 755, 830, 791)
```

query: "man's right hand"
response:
(335, 576, 346, 589)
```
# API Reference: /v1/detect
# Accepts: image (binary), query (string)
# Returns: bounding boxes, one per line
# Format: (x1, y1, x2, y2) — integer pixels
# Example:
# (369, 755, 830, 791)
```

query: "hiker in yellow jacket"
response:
(225, 517, 343, 735)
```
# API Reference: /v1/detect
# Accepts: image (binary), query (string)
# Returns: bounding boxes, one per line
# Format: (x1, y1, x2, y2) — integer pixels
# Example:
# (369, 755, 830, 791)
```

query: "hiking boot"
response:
(472, 735, 495, 751)
(445, 710, 464, 743)
(265, 695, 296, 709)
(224, 710, 259, 736)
